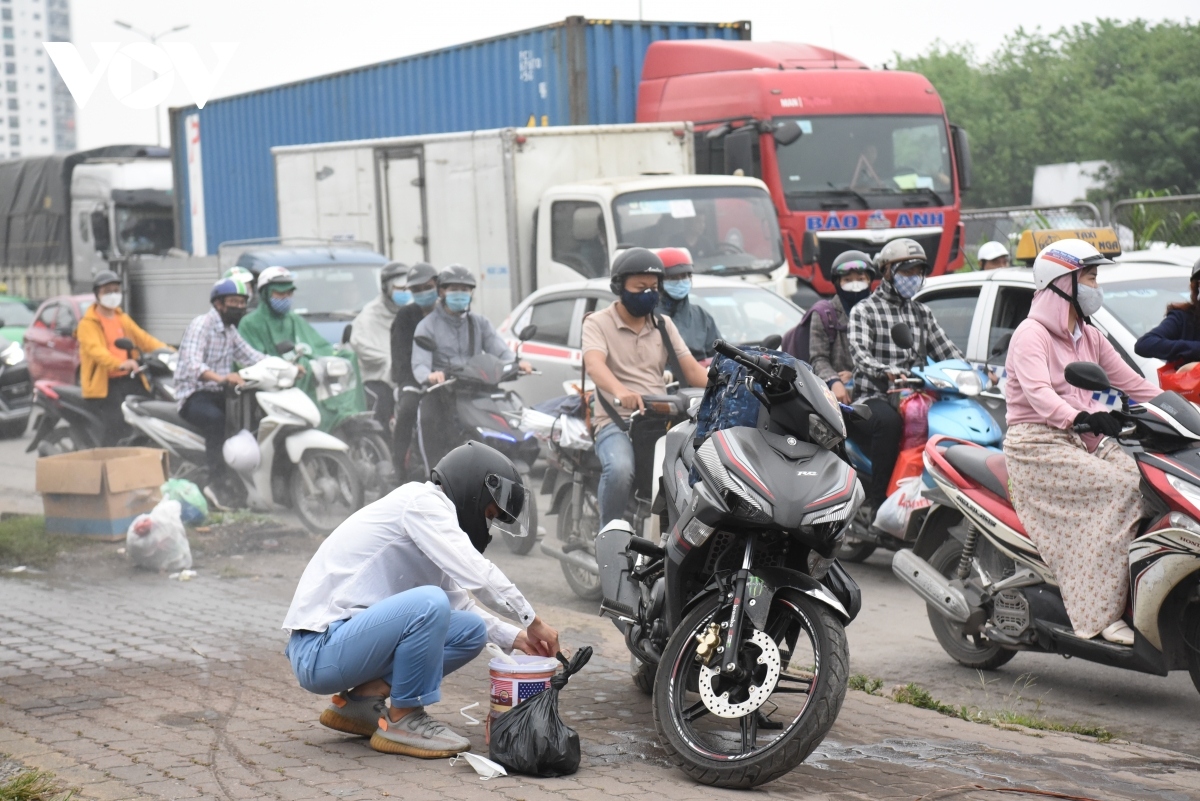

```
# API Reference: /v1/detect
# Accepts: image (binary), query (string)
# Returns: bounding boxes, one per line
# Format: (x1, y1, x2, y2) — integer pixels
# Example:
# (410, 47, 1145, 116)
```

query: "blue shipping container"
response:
(170, 16, 749, 255)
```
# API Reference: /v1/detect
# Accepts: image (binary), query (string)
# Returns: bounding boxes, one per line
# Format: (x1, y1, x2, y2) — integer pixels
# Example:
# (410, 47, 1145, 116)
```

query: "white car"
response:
(497, 275, 805, 408)
(915, 254, 1194, 428)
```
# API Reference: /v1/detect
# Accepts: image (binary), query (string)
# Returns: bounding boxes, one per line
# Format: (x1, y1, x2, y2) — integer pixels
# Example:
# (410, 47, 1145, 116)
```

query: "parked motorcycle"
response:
(895, 360, 1200, 693)
(595, 339, 864, 788)
(122, 345, 363, 535)
(840, 323, 1001, 561)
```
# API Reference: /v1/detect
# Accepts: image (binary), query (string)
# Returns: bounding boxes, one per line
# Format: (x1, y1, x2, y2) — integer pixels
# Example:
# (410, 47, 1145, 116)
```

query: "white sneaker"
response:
(1100, 620, 1134, 645)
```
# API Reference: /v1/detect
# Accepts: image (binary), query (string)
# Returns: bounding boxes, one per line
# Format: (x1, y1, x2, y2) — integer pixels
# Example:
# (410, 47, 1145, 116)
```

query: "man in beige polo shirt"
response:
(582, 248, 709, 526)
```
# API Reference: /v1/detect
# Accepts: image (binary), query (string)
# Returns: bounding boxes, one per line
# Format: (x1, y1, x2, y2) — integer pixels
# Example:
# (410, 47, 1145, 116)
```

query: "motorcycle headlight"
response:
(1, 341, 23, 366)
(943, 368, 983, 396)
(808, 413, 843, 450)
(694, 438, 772, 522)
(681, 518, 714, 547)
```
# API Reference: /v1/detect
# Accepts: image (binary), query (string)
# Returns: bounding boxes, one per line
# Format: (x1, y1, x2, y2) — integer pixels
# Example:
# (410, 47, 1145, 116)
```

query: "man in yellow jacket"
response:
(77, 270, 168, 446)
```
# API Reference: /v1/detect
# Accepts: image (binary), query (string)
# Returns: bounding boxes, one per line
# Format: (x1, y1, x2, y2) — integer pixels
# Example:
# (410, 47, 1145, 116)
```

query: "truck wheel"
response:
(290, 450, 363, 536)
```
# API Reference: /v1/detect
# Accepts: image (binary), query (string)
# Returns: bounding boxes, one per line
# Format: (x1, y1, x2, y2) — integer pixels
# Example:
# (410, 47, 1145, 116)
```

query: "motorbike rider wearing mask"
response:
(807, 250, 877, 405)
(351, 262, 409, 431)
(390, 263, 439, 475)
(656, 247, 721, 360)
(175, 277, 267, 510)
(1004, 239, 1159, 646)
(411, 265, 532, 464)
(283, 441, 561, 759)
(1134, 256, 1200, 370)
(581, 248, 709, 526)
(847, 238, 964, 515)
(76, 270, 170, 446)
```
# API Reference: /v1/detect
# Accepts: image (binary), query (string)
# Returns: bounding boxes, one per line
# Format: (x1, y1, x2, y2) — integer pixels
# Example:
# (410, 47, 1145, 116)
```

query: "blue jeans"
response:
(285, 586, 487, 708)
(595, 422, 635, 527)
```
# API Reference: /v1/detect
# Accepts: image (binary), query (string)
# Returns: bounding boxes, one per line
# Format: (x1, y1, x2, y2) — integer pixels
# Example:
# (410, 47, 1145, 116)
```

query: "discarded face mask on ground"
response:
(488, 647, 593, 777)
(449, 751, 508, 780)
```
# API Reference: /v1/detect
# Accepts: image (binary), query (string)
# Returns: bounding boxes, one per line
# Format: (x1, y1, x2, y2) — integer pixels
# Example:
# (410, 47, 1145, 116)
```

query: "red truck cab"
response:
(637, 40, 971, 297)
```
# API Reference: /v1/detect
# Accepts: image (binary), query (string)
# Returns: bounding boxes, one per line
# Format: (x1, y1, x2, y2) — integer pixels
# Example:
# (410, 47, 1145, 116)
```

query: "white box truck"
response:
(273, 123, 786, 321)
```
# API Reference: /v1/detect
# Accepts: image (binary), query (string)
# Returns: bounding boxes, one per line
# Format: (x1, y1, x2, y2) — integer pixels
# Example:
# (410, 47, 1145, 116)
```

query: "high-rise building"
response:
(0, 0, 73, 160)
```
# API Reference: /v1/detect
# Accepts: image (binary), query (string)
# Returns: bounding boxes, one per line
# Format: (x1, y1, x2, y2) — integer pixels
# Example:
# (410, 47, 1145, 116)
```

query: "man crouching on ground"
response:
(282, 441, 560, 758)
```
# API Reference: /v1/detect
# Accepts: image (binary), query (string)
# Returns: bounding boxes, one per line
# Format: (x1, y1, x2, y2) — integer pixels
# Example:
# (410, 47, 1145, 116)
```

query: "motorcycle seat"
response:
(127, 396, 202, 434)
(54, 384, 84, 401)
(944, 444, 1010, 503)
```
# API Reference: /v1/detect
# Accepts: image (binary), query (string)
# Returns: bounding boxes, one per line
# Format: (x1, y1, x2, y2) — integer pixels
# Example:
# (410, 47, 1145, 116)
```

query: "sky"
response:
(68, 0, 1196, 149)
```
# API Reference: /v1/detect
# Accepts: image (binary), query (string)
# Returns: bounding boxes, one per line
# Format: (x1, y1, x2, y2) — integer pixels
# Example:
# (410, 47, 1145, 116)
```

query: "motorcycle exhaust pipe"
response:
(891, 549, 972, 623)
(539, 542, 599, 576)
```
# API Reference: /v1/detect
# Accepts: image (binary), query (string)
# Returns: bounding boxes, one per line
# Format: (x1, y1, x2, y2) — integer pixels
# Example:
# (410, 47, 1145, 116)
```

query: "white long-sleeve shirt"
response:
(282, 482, 536, 649)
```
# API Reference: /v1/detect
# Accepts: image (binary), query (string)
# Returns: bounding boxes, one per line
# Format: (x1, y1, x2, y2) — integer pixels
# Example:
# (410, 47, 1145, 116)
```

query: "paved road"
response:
(3, 426, 1198, 759)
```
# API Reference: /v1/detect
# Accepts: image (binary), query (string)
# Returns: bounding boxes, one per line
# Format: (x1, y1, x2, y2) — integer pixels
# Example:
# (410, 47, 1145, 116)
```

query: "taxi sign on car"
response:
(1015, 227, 1122, 263)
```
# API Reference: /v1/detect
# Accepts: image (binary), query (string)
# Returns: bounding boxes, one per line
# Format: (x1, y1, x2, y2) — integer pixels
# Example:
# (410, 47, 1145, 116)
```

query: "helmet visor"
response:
(485, 473, 530, 539)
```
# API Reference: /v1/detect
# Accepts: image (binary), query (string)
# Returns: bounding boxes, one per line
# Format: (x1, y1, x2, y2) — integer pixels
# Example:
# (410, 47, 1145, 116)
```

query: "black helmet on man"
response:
(431, 441, 528, 553)
(437, 264, 477, 288)
(608, 247, 665, 295)
(830, 250, 878, 280)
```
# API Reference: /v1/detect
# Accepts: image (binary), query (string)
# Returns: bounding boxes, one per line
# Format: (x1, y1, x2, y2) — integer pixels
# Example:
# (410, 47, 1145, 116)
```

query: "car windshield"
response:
(612, 186, 783, 275)
(0, 300, 34, 326)
(1101, 276, 1191, 338)
(690, 285, 803, 345)
(775, 114, 952, 211)
(115, 206, 175, 255)
(291, 265, 382, 317)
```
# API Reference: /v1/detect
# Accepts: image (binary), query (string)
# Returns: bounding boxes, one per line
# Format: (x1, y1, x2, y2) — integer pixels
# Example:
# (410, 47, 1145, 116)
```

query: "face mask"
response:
(892, 273, 924, 300)
(1077, 283, 1103, 317)
(98, 292, 122, 310)
(621, 287, 660, 318)
(835, 285, 872, 313)
(412, 288, 438, 308)
(268, 296, 292, 315)
(444, 291, 472, 313)
(219, 306, 247, 327)
(391, 289, 412, 306)
(839, 280, 869, 293)
(662, 278, 691, 300)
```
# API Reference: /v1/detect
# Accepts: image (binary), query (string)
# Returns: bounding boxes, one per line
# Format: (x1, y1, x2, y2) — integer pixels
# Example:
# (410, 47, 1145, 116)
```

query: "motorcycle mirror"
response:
(114, 337, 135, 351)
(414, 335, 437, 352)
(890, 322, 915, 350)
(517, 324, 538, 342)
(760, 333, 783, 350)
(275, 340, 296, 355)
(772, 119, 803, 147)
(1064, 361, 1112, 393)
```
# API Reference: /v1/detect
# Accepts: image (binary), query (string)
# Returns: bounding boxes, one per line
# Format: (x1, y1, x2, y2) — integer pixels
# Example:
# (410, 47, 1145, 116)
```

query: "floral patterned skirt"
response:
(1003, 423, 1148, 638)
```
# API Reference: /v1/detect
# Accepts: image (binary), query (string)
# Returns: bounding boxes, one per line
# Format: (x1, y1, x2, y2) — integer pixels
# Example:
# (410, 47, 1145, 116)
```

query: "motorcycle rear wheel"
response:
(926, 540, 1017, 670)
(557, 490, 602, 600)
(653, 590, 848, 788)
(346, 429, 394, 506)
(290, 450, 363, 536)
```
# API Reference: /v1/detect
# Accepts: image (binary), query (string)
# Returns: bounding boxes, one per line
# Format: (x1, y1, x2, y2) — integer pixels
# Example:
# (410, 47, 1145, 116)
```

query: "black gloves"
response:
(1074, 410, 1123, 437)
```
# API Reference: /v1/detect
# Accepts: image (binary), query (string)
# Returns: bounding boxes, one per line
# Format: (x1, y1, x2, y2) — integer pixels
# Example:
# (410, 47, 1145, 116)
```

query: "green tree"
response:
(897, 20, 1200, 208)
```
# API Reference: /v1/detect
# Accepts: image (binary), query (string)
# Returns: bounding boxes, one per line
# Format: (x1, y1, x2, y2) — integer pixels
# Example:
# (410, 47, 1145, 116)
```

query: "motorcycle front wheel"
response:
(345, 429, 394, 506)
(653, 590, 848, 788)
(557, 488, 602, 600)
(290, 450, 363, 536)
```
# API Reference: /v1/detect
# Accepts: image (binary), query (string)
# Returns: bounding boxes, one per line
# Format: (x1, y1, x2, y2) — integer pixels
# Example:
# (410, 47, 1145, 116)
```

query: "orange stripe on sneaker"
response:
(378, 717, 388, 731)
(331, 695, 347, 708)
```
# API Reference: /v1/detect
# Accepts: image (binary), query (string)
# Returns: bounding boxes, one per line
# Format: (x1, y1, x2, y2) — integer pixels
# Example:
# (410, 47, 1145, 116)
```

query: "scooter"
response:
(122, 344, 363, 535)
(839, 323, 1001, 561)
(595, 340, 864, 788)
(894, 361, 1200, 693)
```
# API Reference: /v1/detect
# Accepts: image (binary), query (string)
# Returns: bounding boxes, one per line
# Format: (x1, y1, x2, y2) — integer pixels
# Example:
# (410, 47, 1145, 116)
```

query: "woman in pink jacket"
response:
(1004, 239, 1160, 645)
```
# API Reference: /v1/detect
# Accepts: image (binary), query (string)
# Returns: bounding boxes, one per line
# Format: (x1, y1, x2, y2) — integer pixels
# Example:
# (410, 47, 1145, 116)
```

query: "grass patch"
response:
(890, 681, 1113, 743)
(0, 517, 79, 570)
(848, 673, 884, 695)
(0, 767, 74, 800)
(206, 510, 276, 527)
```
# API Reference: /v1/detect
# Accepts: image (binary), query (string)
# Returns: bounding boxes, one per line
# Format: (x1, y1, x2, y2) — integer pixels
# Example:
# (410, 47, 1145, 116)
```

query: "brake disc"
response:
(697, 628, 781, 719)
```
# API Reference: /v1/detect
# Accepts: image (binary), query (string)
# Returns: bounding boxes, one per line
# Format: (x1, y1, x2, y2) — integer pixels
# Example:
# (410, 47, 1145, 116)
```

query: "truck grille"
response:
(817, 231, 943, 281)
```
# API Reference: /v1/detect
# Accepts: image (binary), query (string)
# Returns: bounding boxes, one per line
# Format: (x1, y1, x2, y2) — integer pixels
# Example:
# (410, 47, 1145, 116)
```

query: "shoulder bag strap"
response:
(654, 314, 684, 382)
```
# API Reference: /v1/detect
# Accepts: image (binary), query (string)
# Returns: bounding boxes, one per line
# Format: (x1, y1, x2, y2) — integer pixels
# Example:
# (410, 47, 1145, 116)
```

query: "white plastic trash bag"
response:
(126, 499, 193, 571)
(554, 415, 593, 451)
(872, 476, 932, 537)
(223, 429, 260, 473)
(520, 409, 557, 438)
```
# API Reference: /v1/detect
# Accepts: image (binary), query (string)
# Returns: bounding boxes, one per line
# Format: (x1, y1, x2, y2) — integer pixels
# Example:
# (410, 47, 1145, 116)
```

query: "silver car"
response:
(497, 275, 805, 407)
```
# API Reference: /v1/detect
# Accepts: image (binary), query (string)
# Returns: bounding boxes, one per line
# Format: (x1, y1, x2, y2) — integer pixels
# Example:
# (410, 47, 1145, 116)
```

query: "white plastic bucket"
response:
(486, 655, 558, 742)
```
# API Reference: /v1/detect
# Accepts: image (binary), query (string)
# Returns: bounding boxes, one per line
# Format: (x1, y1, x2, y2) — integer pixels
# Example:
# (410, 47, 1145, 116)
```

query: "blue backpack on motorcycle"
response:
(690, 347, 803, 484)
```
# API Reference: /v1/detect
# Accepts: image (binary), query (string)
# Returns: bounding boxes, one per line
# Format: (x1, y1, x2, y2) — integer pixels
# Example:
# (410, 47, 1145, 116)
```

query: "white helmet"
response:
(977, 241, 1009, 263)
(1032, 238, 1113, 291)
(257, 265, 296, 291)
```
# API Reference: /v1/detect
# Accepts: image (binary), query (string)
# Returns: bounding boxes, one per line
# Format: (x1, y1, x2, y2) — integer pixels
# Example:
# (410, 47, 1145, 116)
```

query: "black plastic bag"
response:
(489, 647, 592, 777)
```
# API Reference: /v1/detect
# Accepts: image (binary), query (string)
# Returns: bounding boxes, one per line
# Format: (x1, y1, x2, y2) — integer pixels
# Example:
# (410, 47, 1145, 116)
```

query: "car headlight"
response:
(943, 368, 983, 396)
(1, 341, 23, 366)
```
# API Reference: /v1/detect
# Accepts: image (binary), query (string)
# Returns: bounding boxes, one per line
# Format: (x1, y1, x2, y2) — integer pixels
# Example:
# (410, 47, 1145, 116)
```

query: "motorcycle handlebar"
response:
(712, 338, 775, 378)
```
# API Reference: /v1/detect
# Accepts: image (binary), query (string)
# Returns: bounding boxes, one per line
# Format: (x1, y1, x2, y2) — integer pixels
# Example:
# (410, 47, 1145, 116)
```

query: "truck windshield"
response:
(115, 206, 175, 255)
(291, 265, 382, 318)
(612, 186, 783, 275)
(775, 115, 953, 211)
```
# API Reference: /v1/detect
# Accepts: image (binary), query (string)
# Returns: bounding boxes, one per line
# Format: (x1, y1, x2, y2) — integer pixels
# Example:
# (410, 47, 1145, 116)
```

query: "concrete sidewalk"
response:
(3, 551, 1199, 801)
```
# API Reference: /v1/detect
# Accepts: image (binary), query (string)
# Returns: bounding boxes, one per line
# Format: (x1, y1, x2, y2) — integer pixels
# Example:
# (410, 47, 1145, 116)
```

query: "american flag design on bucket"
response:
(490, 676, 550, 713)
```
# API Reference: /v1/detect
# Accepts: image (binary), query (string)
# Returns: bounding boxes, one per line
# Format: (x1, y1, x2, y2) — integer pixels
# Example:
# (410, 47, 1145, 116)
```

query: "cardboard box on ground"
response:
(36, 448, 168, 540)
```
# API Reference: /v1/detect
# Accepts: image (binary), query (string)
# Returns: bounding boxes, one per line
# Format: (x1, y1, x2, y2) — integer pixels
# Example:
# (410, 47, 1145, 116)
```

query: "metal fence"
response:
(960, 203, 1102, 268)
(1111, 194, 1200, 251)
